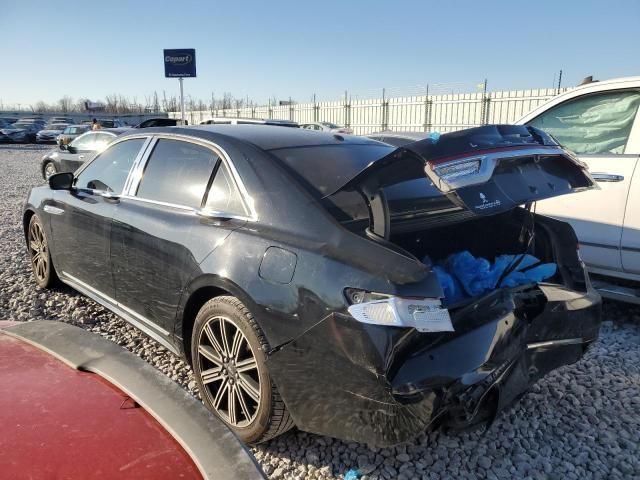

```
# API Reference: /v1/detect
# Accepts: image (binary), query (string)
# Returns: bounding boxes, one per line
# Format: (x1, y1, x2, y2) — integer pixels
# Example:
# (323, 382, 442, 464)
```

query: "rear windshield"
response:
(271, 143, 451, 226)
(270, 144, 393, 198)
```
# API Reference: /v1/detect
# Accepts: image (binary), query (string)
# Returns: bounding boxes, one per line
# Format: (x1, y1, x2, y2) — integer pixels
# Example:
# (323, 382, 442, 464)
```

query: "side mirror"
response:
(49, 172, 74, 190)
(59, 143, 67, 151)
(67, 145, 77, 154)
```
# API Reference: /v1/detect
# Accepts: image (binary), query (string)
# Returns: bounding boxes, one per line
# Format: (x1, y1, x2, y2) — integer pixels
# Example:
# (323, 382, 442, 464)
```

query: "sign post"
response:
(164, 49, 196, 124)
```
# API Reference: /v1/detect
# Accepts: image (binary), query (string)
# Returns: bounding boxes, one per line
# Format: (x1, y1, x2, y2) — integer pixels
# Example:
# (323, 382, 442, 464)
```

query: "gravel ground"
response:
(1, 144, 639, 480)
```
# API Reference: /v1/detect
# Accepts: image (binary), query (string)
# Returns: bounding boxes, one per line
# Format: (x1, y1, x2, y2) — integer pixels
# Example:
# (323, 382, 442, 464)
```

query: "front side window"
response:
(528, 90, 640, 154)
(75, 138, 145, 192)
(205, 161, 247, 215)
(136, 139, 219, 208)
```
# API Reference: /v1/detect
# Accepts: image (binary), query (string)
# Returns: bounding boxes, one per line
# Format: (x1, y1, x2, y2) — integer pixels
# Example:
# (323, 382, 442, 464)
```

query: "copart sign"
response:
(164, 49, 197, 78)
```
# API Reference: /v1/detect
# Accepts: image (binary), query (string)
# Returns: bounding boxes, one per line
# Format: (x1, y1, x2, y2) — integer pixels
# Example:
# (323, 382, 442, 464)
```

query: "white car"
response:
(300, 121, 353, 134)
(517, 76, 640, 302)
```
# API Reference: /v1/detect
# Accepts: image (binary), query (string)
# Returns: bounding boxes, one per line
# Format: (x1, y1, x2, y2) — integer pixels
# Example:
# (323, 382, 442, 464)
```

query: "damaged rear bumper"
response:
(267, 283, 601, 446)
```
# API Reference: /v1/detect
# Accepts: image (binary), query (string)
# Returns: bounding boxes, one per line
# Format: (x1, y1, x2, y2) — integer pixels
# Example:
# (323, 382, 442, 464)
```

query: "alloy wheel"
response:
(28, 220, 49, 283)
(197, 316, 261, 427)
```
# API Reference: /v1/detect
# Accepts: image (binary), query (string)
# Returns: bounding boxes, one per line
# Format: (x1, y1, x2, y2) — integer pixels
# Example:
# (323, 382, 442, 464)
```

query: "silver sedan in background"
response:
(300, 121, 353, 134)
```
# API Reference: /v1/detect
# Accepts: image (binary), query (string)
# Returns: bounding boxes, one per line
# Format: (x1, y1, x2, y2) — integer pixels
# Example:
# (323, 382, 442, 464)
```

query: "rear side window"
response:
(205, 161, 247, 215)
(75, 138, 145, 193)
(528, 90, 640, 154)
(136, 139, 219, 208)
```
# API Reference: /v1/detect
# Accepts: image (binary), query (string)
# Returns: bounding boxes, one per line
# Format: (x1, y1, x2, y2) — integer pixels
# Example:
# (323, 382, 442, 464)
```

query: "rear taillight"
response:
(430, 158, 482, 182)
(345, 288, 454, 332)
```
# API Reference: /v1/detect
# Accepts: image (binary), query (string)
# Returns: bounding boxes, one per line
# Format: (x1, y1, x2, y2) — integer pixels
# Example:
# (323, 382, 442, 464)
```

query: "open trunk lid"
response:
(330, 125, 596, 238)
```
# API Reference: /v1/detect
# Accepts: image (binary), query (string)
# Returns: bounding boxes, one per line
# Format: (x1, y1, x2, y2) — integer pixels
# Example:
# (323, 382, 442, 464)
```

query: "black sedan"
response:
(23, 125, 601, 446)
(40, 128, 130, 179)
(0, 121, 41, 143)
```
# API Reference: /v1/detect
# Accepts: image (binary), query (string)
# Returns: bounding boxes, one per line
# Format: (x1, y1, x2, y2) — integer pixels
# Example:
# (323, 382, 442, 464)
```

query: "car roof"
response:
(368, 130, 431, 140)
(202, 117, 297, 124)
(94, 127, 131, 135)
(126, 124, 381, 151)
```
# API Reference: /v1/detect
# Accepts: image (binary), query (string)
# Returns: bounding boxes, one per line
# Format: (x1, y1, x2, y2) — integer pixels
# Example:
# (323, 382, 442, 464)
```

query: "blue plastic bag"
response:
(429, 251, 557, 304)
(344, 469, 361, 480)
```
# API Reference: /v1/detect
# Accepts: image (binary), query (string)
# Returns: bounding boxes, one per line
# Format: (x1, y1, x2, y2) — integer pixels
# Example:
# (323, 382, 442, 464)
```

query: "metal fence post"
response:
(268, 100, 273, 119)
(344, 90, 351, 128)
(313, 94, 318, 122)
(381, 88, 388, 131)
(480, 79, 491, 125)
(423, 85, 431, 132)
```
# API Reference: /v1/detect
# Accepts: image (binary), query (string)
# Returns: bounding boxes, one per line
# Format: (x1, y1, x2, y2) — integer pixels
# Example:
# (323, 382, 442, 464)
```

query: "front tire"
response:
(191, 296, 294, 443)
(43, 161, 57, 180)
(27, 214, 58, 288)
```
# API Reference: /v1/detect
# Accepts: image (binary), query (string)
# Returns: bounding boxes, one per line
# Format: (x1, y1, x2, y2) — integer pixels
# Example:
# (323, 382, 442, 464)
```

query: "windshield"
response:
(321, 122, 340, 129)
(65, 127, 84, 134)
(47, 124, 68, 130)
(10, 123, 30, 129)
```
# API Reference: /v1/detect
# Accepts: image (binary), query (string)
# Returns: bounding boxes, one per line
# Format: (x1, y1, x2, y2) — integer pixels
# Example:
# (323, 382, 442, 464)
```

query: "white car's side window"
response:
(528, 90, 640, 155)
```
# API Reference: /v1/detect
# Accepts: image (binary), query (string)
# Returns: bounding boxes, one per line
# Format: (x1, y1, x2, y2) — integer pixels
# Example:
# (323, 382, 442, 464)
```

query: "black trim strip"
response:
(580, 240, 640, 254)
(579, 241, 619, 251)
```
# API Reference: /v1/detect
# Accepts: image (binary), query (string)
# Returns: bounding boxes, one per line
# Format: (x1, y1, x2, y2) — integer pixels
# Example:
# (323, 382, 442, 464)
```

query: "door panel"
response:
(535, 155, 638, 271)
(110, 137, 249, 332)
(621, 161, 640, 273)
(111, 199, 241, 332)
(524, 89, 640, 273)
(49, 190, 116, 297)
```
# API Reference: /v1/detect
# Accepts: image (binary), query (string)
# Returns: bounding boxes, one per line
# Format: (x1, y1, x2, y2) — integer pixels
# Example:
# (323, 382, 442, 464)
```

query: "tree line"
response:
(0, 91, 263, 114)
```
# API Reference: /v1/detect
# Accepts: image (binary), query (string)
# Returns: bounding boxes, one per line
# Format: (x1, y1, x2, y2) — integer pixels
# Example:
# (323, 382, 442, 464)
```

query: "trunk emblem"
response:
(474, 192, 502, 210)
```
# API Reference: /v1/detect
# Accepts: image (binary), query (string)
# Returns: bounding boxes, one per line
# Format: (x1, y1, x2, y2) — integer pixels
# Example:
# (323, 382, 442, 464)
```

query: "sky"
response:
(1, 0, 639, 107)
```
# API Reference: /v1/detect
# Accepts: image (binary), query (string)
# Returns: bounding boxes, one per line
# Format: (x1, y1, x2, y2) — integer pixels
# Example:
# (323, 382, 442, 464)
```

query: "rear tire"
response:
(191, 295, 294, 444)
(27, 214, 58, 288)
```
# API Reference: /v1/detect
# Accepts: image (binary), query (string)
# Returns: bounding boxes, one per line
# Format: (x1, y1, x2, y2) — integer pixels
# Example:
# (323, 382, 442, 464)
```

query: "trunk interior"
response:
(389, 207, 588, 308)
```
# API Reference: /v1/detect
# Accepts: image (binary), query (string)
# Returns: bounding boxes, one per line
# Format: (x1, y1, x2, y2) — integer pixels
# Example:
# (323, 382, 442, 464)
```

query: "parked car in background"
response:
(24, 124, 601, 446)
(40, 128, 128, 179)
(0, 119, 16, 129)
(57, 124, 91, 146)
(516, 76, 640, 303)
(134, 117, 181, 128)
(300, 121, 353, 134)
(19, 116, 45, 123)
(49, 116, 75, 124)
(0, 116, 18, 125)
(81, 118, 128, 128)
(36, 123, 73, 144)
(200, 117, 299, 127)
(0, 121, 41, 143)
(366, 130, 433, 146)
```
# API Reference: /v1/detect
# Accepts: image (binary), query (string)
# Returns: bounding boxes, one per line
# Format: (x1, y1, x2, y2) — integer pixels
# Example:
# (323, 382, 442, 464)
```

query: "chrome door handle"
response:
(592, 173, 624, 182)
(78, 155, 85, 160)
(100, 191, 120, 200)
